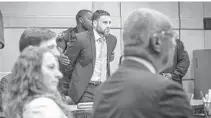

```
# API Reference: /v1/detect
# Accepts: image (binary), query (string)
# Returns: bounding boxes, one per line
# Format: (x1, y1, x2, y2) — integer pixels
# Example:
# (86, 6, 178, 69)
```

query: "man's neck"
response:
(93, 28, 104, 38)
(125, 56, 157, 74)
(124, 49, 164, 73)
(76, 25, 86, 33)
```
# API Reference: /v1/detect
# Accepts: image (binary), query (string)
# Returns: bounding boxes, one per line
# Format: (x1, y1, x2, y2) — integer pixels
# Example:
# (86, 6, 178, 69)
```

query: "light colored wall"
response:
(0, 2, 210, 93)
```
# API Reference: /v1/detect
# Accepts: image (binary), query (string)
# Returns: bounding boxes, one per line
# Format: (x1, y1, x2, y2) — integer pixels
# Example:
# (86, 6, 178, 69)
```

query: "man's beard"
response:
(104, 29, 110, 36)
(161, 51, 174, 71)
(97, 28, 110, 36)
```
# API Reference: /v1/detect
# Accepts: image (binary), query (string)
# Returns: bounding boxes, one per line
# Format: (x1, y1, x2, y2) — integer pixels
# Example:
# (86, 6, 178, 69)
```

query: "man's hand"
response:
(58, 54, 70, 65)
(64, 96, 75, 105)
(162, 73, 172, 79)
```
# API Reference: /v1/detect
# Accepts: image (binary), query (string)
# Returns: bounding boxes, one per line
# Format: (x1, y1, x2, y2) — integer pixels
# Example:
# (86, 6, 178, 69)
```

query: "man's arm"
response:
(171, 40, 190, 82)
(61, 37, 82, 81)
(158, 81, 193, 118)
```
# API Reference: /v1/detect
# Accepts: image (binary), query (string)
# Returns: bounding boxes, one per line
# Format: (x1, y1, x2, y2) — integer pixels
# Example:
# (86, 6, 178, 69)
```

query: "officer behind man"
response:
(57, 9, 93, 101)
(160, 32, 190, 85)
(56, 9, 93, 54)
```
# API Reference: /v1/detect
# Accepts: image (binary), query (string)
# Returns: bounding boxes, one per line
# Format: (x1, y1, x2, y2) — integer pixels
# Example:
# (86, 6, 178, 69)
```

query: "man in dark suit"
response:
(57, 9, 93, 97)
(92, 8, 193, 118)
(160, 37, 190, 85)
(59, 10, 117, 104)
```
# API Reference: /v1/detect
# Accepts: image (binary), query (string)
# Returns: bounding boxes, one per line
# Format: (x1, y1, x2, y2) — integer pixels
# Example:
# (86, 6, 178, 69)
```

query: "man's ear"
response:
(149, 35, 162, 53)
(79, 17, 83, 23)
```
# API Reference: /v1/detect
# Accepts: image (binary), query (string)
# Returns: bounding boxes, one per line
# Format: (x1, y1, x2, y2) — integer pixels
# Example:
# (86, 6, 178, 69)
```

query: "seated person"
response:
(2, 46, 72, 118)
(0, 27, 72, 110)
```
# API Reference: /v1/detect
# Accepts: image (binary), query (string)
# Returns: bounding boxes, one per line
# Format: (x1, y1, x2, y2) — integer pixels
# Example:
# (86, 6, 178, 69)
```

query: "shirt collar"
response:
(124, 56, 157, 74)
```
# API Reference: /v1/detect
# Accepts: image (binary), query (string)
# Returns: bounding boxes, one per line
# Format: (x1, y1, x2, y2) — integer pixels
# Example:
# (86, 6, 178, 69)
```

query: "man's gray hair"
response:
(123, 8, 173, 57)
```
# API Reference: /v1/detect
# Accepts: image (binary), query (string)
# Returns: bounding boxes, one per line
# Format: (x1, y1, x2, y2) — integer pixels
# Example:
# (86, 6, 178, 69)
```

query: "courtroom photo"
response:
(0, 1, 211, 118)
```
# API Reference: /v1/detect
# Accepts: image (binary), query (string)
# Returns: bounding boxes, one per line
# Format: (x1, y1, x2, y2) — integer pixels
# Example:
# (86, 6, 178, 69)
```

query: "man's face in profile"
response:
(81, 12, 93, 30)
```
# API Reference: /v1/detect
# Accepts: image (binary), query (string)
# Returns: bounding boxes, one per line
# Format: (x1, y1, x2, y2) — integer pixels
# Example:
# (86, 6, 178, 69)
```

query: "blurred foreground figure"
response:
(3, 46, 72, 118)
(0, 27, 61, 110)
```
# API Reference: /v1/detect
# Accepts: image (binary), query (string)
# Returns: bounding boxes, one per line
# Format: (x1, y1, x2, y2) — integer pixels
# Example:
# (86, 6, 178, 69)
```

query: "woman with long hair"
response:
(3, 46, 72, 118)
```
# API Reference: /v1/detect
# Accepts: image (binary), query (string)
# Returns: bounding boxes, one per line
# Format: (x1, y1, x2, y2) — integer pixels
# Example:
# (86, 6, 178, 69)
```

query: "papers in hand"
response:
(77, 102, 93, 109)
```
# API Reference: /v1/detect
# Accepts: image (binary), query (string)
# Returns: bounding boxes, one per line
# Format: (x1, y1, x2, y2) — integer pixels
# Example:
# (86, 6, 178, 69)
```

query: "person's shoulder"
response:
(74, 31, 90, 43)
(161, 78, 184, 91)
(75, 30, 89, 37)
(23, 97, 67, 118)
(26, 97, 58, 109)
(124, 69, 170, 89)
(63, 27, 75, 34)
(57, 27, 76, 38)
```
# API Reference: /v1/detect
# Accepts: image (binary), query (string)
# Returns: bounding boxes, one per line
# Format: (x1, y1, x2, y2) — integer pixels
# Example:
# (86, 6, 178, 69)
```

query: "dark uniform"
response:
(160, 39, 190, 84)
(56, 27, 78, 53)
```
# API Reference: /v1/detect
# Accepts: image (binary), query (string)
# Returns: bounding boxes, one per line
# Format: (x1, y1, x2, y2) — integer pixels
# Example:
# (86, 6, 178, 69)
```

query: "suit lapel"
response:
(89, 31, 96, 71)
(106, 35, 112, 59)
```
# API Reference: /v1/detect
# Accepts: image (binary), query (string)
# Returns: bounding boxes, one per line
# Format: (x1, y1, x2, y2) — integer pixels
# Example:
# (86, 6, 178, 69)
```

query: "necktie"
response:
(99, 38, 107, 82)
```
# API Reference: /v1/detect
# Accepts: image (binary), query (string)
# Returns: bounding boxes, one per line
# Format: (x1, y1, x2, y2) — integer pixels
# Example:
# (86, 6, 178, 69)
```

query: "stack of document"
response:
(77, 102, 93, 109)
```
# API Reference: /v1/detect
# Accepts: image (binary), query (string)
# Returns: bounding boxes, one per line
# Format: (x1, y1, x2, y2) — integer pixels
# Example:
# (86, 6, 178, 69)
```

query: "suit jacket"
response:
(92, 59, 193, 118)
(160, 39, 190, 84)
(61, 30, 117, 103)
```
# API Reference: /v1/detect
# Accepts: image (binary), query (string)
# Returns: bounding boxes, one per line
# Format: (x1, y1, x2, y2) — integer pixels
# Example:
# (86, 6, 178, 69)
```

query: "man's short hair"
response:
(123, 8, 173, 56)
(19, 27, 56, 52)
(76, 9, 92, 24)
(92, 10, 110, 21)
